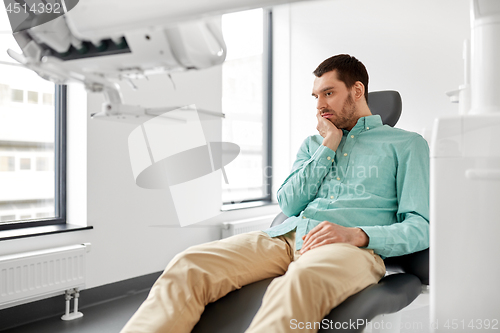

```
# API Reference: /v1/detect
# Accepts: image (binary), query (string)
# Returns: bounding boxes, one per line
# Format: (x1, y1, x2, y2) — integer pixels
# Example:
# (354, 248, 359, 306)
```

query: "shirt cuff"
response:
(311, 144, 336, 167)
(358, 225, 387, 253)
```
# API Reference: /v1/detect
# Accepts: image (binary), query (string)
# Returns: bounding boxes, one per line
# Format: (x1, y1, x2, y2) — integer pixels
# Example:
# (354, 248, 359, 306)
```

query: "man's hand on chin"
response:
(300, 221, 369, 254)
(316, 110, 343, 152)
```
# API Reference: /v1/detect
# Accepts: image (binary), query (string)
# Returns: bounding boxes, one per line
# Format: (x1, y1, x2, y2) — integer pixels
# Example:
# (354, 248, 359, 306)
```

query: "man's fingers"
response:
(303, 223, 326, 244)
(302, 232, 330, 252)
(302, 225, 333, 250)
(317, 113, 327, 136)
(316, 110, 322, 123)
(305, 240, 331, 253)
(301, 239, 332, 254)
(303, 228, 329, 246)
(303, 221, 330, 243)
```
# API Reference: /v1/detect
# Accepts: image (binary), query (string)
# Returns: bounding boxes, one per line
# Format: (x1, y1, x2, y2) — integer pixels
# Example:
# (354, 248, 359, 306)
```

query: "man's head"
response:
(312, 54, 371, 130)
(313, 54, 369, 102)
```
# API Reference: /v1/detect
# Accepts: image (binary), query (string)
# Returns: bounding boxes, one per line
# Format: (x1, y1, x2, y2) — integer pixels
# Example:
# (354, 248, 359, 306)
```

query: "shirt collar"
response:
(342, 114, 383, 136)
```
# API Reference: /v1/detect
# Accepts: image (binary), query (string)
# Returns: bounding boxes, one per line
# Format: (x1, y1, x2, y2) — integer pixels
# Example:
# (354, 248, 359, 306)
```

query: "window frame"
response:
(0, 84, 67, 231)
(221, 8, 274, 207)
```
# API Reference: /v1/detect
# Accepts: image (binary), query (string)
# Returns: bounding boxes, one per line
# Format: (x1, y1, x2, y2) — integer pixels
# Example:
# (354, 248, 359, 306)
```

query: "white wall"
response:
(273, 0, 470, 170)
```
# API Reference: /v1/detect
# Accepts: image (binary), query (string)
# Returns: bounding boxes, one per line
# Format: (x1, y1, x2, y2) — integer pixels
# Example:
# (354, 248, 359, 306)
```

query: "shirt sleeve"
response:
(277, 136, 336, 217)
(359, 135, 430, 258)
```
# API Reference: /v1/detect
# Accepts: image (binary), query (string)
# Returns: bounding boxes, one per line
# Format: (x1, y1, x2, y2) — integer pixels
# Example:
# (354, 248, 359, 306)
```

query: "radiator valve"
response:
(61, 288, 84, 321)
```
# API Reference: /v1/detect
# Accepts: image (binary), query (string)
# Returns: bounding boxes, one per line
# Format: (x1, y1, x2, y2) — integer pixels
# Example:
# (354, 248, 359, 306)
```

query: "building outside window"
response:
(27, 91, 39, 104)
(10, 88, 23, 103)
(19, 157, 31, 170)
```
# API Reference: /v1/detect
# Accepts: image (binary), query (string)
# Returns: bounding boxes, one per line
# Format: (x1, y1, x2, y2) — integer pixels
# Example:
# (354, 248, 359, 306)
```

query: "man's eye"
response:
(325, 92, 333, 96)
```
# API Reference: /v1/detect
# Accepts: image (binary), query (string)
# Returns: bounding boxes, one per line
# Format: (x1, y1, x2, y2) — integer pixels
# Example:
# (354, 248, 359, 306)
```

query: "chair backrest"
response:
(367, 90, 402, 127)
(367, 90, 429, 284)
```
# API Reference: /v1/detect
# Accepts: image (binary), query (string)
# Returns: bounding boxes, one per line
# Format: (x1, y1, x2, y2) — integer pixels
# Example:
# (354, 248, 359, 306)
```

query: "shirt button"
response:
(330, 196, 334, 199)
(302, 216, 306, 219)
(337, 177, 341, 181)
(351, 135, 354, 139)
(366, 127, 370, 130)
(327, 156, 331, 160)
(343, 153, 348, 157)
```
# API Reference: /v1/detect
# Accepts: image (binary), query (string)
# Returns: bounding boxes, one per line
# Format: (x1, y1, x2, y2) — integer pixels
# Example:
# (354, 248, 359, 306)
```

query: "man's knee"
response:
(167, 243, 218, 272)
(283, 262, 323, 286)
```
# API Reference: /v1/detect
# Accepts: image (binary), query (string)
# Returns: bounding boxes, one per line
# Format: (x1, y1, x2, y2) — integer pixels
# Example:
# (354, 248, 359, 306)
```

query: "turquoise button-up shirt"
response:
(264, 115, 429, 258)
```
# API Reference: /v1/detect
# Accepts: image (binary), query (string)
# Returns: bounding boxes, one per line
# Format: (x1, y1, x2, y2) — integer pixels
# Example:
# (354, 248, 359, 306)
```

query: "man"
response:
(121, 54, 429, 333)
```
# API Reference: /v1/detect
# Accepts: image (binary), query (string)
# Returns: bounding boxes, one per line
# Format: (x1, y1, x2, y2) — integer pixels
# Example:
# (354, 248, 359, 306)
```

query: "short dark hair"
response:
(313, 54, 369, 102)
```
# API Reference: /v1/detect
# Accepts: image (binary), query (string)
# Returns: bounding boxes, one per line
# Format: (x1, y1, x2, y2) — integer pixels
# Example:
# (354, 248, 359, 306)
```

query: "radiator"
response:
(222, 215, 275, 238)
(0, 243, 91, 310)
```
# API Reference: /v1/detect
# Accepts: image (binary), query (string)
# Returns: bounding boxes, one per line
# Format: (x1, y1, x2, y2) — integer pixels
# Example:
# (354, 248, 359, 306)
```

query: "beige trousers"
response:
(120, 230, 386, 333)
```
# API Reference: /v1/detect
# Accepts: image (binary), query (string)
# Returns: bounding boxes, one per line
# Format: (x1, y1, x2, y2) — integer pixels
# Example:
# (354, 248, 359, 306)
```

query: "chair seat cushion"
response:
(192, 273, 422, 333)
(319, 273, 422, 332)
(192, 278, 274, 333)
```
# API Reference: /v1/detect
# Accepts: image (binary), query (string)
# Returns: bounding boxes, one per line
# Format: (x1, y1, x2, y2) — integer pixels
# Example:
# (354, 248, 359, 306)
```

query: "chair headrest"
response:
(367, 90, 402, 127)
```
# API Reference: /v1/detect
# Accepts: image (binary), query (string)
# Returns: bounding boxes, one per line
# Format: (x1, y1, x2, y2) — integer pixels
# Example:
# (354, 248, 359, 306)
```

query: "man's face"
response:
(312, 70, 357, 130)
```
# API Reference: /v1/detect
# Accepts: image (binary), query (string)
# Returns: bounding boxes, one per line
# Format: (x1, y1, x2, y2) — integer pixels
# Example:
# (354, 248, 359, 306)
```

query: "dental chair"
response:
(192, 90, 429, 333)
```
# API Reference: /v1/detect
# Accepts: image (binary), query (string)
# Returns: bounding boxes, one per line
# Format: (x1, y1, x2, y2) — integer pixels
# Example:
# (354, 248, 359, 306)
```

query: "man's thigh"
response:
(293, 242, 385, 277)
(164, 230, 294, 299)
(290, 242, 386, 299)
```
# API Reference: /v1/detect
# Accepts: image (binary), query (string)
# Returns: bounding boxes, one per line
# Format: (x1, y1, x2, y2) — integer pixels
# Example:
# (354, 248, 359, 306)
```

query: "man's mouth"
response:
(321, 113, 334, 119)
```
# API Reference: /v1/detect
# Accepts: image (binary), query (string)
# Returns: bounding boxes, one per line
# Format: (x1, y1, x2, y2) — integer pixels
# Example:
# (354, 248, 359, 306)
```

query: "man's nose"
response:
(316, 96, 327, 111)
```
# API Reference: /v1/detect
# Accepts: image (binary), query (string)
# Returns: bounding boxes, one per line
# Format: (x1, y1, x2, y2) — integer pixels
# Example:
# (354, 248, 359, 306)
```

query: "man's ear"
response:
(352, 81, 365, 101)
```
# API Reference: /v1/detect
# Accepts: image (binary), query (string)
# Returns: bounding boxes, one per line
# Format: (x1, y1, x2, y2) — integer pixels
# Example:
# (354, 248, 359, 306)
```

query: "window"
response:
(20, 157, 31, 170)
(0, 156, 15, 171)
(43, 92, 54, 105)
(0, 84, 8, 105)
(0, 215, 15, 222)
(11, 89, 23, 103)
(221, 8, 272, 207)
(0, 9, 66, 230)
(27, 90, 39, 104)
(36, 156, 49, 171)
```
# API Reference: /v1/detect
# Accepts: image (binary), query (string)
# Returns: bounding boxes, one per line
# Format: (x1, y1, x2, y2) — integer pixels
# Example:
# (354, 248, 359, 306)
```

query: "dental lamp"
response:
(4, 0, 300, 121)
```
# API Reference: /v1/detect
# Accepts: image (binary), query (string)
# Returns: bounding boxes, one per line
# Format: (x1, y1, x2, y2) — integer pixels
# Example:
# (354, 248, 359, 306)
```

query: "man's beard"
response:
(325, 93, 357, 129)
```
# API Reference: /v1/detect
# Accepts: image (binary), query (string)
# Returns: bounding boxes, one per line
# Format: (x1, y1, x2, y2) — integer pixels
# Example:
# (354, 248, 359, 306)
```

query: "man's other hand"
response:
(300, 221, 369, 254)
